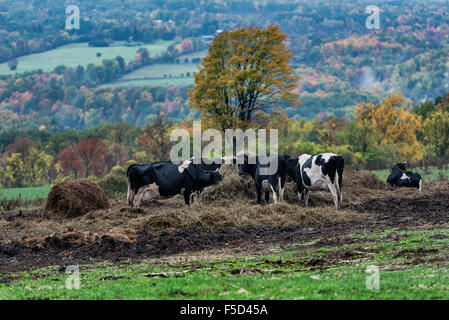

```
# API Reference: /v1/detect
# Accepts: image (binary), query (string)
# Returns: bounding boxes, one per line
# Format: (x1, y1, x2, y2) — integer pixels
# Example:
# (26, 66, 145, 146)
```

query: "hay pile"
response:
(343, 169, 387, 192)
(201, 164, 256, 203)
(45, 179, 109, 217)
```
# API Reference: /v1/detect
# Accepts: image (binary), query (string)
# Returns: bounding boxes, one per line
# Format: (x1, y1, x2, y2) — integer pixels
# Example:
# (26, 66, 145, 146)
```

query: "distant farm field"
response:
(105, 49, 207, 87)
(373, 165, 449, 183)
(0, 40, 173, 75)
(0, 186, 50, 200)
(106, 63, 198, 87)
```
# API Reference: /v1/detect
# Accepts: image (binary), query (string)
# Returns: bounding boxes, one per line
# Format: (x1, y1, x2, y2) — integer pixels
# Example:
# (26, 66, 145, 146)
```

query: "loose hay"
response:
(45, 179, 109, 218)
(201, 164, 255, 203)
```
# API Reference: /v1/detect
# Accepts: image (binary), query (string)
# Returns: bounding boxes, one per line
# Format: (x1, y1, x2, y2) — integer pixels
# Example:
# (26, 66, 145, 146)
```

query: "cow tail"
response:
(126, 164, 138, 204)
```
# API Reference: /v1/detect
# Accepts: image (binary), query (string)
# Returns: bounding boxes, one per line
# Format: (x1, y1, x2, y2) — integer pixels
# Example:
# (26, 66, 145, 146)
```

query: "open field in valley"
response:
(0, 40, 173, 75)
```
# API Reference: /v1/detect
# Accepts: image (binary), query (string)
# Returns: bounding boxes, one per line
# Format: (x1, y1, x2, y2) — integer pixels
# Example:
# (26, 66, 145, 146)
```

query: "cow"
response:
(386, 162, 422, 191)
(188, 157, 222, 201)
(286, 153, 344, 209)
(127, 160, 222, 207)
(237, 154, 289, 205)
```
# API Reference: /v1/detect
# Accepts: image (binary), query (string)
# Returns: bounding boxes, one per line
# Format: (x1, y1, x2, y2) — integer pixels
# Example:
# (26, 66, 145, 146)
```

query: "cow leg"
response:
(129, 189, 136, 206)
(265, 191, 270, 204)
(270, 184, 278, 204)
(304, 190, 310, 206)
(327, 181, 339, 209)
(184, 189, 192, 205)
(278, 177, 285, 202)
(256, 187, 262, 205)
(296, 180, 303, 203)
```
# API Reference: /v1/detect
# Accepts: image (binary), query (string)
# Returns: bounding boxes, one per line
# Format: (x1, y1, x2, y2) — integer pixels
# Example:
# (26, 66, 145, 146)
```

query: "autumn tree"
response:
(58, 146, 83, 178)
(0, 138, 52, 187)
(57, 138, 108, 178)
(138, 114, 173, 161)
(422, 110, 449, 158)
(188, 24, 300, 130)
(355, 93, 423, 161)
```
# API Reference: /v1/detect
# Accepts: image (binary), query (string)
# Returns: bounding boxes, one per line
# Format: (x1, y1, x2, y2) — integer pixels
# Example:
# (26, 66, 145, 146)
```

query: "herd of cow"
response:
(126, 153, 423, 209)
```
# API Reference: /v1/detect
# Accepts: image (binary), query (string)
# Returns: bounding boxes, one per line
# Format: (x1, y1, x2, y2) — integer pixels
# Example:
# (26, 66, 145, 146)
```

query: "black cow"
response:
(386, 162, 422, 191)
(286, 153, 344, 209)
(189, 157, 222, 201)
(127, 160, 222, 206)
(238, 154, 288, 205)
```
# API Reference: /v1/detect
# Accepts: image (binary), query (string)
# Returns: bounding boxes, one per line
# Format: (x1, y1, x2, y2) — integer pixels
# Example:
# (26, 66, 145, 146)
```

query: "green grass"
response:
(0, 186, 50, 200)
(0, 40, 173, 75)
(121, 63, 199, 80)
(104, 63, 198, 87)
(373, 165, 449, 182)
(2, 228, 449, 299)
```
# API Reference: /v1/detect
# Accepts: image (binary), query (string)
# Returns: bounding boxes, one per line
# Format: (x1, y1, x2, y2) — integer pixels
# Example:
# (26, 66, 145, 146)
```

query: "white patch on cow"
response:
(400, 173, 410, 181)
(178, 160, 192, 173)
(297, 192, 302, 201)
(133, 183, 160, 207)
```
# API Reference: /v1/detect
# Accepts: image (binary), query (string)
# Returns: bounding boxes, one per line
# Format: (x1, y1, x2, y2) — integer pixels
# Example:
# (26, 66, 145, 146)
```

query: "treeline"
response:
(1, 92, 449, 189)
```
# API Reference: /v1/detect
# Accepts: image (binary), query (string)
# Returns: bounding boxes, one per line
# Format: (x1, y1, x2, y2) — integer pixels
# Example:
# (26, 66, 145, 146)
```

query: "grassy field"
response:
(2, 227, 449, 299)
(373, 165, 449, 182)
(105, 49, 207, 87)
(0, 186, 50, 200)
(105, 63, 198, 87)
(0, 40, 173, 75)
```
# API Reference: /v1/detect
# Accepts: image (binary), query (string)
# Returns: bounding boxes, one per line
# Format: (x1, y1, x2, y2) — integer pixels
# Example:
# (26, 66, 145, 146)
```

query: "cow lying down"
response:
(127, 160, 222, 207)
(286, 153, 344, 209)
(387, 162, 422, 191)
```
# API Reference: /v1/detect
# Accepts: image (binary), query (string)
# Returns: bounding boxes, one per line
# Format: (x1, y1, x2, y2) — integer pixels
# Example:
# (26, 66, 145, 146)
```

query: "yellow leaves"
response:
(422, 110, 449, 157)
(188, 24, 300, 130)
(355, 93, 423, 161)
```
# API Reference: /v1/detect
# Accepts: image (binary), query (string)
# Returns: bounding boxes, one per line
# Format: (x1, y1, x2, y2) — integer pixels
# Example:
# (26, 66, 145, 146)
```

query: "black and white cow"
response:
(127, 160, 222, 206)
(287, 153, 344, 209)
(386, 162, 422, 191)
(238, 154, 289, 205)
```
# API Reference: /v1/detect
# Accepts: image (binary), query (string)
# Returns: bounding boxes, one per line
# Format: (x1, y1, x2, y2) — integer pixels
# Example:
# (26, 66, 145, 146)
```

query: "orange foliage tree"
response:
(355, 93, 423, 161)
(188, 25, 300, 130)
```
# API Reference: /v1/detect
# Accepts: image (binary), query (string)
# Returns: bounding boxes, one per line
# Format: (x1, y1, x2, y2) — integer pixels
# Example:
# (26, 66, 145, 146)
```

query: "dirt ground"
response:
(1, 168, 448, 274)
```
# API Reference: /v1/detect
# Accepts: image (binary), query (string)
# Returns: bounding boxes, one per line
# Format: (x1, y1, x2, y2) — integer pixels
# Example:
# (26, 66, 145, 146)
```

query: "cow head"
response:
(199, 170, 223, 185)
(392, 162, 407, 171)
(238, 154, 257, 177)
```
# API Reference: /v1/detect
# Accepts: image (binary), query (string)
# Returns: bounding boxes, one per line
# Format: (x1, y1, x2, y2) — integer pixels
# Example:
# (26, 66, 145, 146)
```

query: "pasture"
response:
(0, 40, 173, 75)
(0, 186, 50, 200)
(105, 49, 207, 87)
(1, 166, 449, 299)
(373, 165, 449, 182)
